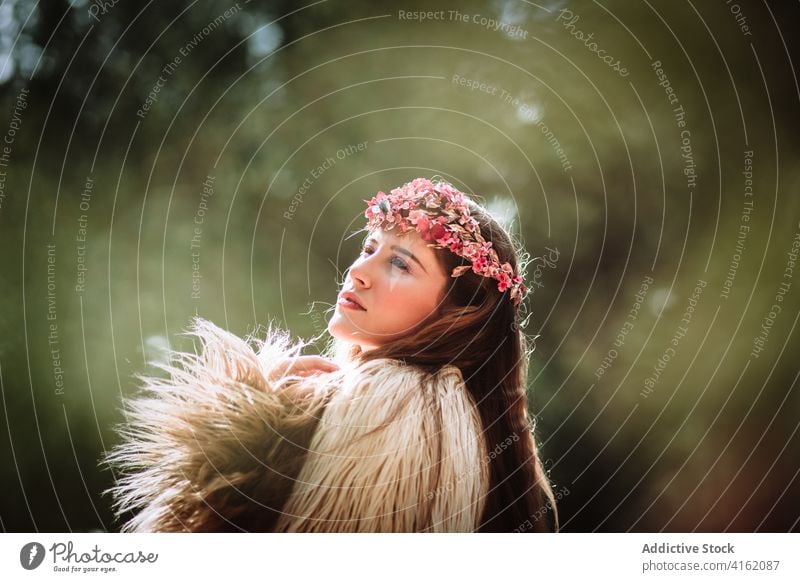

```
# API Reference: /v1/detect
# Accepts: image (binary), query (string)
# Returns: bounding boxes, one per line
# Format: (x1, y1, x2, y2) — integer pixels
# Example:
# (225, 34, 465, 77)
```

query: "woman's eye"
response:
(391, 256, 409, 271)
(361, 246, 408, 272)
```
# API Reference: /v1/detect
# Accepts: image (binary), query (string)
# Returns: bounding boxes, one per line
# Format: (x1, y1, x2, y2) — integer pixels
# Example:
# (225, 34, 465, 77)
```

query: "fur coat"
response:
(106, 318, 490, 532)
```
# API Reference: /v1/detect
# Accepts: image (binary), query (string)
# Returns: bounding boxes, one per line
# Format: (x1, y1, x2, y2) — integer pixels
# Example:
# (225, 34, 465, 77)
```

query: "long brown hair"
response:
(337, 191, 558, 532)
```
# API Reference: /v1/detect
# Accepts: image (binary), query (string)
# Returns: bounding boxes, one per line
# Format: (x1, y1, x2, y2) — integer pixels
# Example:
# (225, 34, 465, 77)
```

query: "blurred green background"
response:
(1, 0, 798, 532)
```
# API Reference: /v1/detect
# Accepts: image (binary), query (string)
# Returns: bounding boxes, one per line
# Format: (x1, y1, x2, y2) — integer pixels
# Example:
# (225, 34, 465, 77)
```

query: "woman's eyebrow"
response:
(364, 235, 428, 273)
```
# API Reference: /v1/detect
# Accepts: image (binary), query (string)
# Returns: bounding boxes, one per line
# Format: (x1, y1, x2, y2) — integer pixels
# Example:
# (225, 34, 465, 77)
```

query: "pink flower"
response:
(497, 271, 511, 292)
(416, 215, 431, 239)
(472, 257, 488, 274)
(429, 223, 446, 241)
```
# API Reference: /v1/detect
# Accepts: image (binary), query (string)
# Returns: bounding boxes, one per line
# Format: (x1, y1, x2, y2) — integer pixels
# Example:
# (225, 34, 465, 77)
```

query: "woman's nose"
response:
(349, 261, 371, 289)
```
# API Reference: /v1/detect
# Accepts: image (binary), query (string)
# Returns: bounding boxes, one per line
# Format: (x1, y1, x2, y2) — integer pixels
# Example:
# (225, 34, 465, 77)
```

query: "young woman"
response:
(106, 177, 558, 532)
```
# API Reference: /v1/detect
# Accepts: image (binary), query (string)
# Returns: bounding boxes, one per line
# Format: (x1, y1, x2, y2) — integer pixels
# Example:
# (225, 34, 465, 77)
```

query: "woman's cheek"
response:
(381, 289, 404, 315)
(377, 294, 408, 327)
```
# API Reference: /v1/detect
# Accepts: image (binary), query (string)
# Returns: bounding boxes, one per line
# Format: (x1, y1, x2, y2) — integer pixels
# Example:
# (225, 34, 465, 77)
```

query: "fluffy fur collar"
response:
(105, 319, 489, 532)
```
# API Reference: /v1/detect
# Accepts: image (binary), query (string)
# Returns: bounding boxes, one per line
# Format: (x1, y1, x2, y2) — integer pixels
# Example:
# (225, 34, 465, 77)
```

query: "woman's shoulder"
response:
(318, 357, 479, 443)
(276, 357, 489, 532)
(333, 357, 468, 400)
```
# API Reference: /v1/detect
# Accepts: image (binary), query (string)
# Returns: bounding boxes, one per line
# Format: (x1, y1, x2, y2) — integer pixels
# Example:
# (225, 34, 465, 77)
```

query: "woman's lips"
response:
(338, 293, 366, 311)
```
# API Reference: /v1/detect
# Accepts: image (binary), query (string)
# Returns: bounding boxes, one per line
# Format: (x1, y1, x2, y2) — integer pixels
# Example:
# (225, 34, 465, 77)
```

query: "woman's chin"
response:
(327, 317, 357, 343)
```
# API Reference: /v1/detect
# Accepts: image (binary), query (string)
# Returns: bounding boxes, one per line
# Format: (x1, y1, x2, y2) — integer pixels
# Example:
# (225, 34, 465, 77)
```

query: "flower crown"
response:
(363, 178, 527, 304)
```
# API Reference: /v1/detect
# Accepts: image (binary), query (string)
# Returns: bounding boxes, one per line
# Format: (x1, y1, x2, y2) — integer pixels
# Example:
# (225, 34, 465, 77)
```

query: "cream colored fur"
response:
(105, 318, 489, 532)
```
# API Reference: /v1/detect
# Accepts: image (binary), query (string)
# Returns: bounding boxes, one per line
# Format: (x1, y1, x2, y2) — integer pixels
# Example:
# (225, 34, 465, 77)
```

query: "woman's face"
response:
(328, 227, 449, 350)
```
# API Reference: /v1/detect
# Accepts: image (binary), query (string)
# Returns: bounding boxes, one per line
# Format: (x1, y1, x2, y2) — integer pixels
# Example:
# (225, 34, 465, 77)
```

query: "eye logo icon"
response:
(20, 542, 46, 570)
